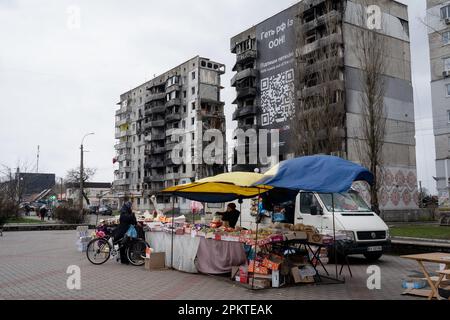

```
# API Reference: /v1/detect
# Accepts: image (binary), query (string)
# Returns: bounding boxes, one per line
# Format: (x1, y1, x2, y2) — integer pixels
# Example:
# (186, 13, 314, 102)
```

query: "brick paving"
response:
(0, 230, 432, 300)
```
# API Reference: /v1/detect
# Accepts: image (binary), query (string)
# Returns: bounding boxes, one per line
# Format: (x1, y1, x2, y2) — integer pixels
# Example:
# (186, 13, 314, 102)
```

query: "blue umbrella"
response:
(254, 155, 374, 192)
(253, 155, 374, 282)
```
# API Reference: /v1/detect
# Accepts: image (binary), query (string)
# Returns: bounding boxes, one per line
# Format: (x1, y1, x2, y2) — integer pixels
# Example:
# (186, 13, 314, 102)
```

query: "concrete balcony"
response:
(145, 160, 165, 168)
(166, 113, 182, 123)
(165, 141, 180, 151)
(235, 87, 257, 101)
(115, 141, 132, 150)
(116, 117, 130, 127)
(149, 133, 165, 141)
(165, 84, 181, 94)
(117, 154, 131, 162)
(231, 68, 259, 87)
(300, 79, 345, 98)
(114, 179, 131, 186)
(233, 49, 257, 71)
(300, 33, 343, 56)
(149, 119, 165, 127)
(303, 57, 344, 76)
(232, 105, 258, 120)
(166, 98, 181, 108)
(152, 146, 166, 154)
(148, 92, 166, 102)
(165, 172, 181, 180)
(115, 130, 132, 139)
(145, 105, 166, 116)
(301, 10, 342, 34)
(115, 106, 132, 116)
(120, 166, 132, 173)
(144, 175, 165, 184)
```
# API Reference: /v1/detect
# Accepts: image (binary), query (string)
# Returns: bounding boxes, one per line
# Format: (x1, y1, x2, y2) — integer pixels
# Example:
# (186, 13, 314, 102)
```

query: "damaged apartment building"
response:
(114, 56, 226, 212)
(230, 0, 417, 213)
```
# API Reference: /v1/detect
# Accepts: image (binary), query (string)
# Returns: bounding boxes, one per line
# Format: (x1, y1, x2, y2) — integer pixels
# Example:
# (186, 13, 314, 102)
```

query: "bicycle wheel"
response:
(86, 238, 111, 265)
(126, 239, 148, 266)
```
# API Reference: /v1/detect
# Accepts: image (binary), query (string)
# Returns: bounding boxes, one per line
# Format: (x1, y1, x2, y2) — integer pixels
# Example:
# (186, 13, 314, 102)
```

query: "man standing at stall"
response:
(218, 203, 240, 228)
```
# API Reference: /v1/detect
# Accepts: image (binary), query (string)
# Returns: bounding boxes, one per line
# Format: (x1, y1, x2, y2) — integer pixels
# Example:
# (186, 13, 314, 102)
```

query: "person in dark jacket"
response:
(113, 199, 137, 264)
(218, 203, 240, 228)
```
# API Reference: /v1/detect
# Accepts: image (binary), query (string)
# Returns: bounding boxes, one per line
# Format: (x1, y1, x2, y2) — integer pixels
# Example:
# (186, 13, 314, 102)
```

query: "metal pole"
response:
(239, 199, 242, 228)
(79, 143, 84, 217)
(171, 195, 175, 269)
(332, 193, 338, 280)
(251, 191, 261, 290)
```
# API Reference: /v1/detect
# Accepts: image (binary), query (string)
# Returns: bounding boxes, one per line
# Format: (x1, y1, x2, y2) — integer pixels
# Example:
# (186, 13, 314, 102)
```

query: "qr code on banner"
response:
(260, 69, 295, 126)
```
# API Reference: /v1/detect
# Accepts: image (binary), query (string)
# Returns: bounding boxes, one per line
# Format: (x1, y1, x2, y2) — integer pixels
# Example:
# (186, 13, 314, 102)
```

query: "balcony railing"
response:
(117, 154, 131, 162)
(165, 84, 181, 94)
(301, 33, 343, 56)
(166, 98, 182, 108)
(149, 119, 165, 127)
(235, 49, 257, 64)
(301, 10, 342, 34)
(115, 105, 132, 116)
(166, 113, 182, 122)
(149, 133, 166, 141)
(114, 179, 131, 186)
(233, 87, 257, 103)
(232, 105, 258, 120)
(115, 130, 132, 139)
(231, 68, 259, 87)
(145, 105, 166, 116)
(148, 92, 166, 102)
(115, 141, 132, 150)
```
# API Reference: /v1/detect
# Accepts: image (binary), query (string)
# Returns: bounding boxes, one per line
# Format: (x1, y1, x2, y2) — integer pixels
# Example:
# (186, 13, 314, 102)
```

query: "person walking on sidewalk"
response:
(39, 205, 48, 222)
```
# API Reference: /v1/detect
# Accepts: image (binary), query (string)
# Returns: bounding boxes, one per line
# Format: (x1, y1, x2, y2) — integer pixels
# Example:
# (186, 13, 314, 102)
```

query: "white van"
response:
(296, 190, 391, 261)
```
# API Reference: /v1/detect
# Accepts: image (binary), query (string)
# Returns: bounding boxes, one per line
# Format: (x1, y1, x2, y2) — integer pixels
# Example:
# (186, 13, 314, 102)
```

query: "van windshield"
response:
(318, 191, 371, 212)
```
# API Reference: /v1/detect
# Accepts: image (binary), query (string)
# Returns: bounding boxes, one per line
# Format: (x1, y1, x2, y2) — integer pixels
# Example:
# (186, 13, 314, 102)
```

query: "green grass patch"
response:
(390, 225, 450, 240)
(5, 217, 45, 224)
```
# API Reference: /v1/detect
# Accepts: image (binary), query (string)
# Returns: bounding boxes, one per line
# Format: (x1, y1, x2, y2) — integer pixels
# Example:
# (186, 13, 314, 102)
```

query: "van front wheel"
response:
(363, 252, 382, 262)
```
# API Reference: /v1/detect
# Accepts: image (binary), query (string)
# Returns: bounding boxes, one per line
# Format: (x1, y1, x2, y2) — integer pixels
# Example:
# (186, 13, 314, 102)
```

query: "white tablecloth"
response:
(146, 232, 200, 273)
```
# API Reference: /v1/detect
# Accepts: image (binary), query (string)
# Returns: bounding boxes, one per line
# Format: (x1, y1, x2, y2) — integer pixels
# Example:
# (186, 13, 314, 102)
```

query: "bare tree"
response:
(65, 167, 96, 187)
(352, 0, 387, 214)
(0, 161, 33, 219)
(292, 0, 346, 156)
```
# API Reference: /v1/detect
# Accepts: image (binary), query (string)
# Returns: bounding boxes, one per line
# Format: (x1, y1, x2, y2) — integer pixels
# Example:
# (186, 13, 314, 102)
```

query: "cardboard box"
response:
(285, 231, 307, 241)
(250, 278, 271, 289)
(262, 254, 284, 271)
(144, 252, 166, 270)
(307, 233, 323, 244)
(291, 265, 316, 283)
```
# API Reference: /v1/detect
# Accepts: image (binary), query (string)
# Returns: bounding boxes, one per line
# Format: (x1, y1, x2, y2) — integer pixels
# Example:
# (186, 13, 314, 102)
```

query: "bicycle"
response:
(86, 228, 149, 266)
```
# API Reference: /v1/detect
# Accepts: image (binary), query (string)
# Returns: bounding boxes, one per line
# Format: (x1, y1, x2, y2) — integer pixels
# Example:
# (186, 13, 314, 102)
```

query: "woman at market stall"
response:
(113, 199, 137, 264)
(217, 203, 240, 228)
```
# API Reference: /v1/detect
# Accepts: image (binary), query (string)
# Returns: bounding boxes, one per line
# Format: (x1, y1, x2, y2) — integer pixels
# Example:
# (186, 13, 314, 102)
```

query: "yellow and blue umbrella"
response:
(162, 172, 272, 203)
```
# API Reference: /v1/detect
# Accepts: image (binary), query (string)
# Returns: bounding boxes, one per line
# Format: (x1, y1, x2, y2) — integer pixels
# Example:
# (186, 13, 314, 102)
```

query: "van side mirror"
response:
(310, 205, 323, 216)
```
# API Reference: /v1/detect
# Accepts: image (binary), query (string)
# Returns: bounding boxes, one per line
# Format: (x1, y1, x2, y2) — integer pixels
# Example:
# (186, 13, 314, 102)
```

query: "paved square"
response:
(0, 231, 428, 300)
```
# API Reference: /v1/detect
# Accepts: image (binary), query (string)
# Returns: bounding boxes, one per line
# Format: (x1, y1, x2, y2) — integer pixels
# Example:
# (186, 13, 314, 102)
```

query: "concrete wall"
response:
(344, 1, 417, 211)
(427, 0, 450, 203)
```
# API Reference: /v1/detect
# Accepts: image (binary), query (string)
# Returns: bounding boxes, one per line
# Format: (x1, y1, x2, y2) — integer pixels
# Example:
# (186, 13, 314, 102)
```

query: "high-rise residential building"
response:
(230, 0, 417, 213)
(427, 0, 450, 207)
(114, 56, 226, 212)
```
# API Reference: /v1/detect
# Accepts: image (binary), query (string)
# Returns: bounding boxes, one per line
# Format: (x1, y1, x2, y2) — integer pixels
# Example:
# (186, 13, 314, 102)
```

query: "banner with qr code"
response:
(256, 5, 296, 152)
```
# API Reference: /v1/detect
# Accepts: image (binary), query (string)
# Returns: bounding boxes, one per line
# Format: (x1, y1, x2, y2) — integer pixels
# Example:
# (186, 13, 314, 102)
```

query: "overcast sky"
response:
(0, 0, 437, 193)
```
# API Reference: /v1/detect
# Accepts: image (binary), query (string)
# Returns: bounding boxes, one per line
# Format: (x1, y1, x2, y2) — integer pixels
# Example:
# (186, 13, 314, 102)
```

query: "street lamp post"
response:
(80, 133, 94, 217)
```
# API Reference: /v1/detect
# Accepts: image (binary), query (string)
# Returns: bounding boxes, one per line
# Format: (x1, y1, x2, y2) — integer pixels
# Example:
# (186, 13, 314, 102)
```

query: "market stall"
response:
(139, 156, 374, 289)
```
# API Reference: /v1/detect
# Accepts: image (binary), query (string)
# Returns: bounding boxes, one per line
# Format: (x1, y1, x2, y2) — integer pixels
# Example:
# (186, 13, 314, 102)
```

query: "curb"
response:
(2, 224, 95, 232)
(392, 236, 450, 245)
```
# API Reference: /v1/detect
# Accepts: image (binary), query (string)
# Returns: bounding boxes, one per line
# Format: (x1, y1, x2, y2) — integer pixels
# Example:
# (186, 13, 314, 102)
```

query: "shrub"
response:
(0, 194, 19, 225)
(53, 206, 87, 224)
